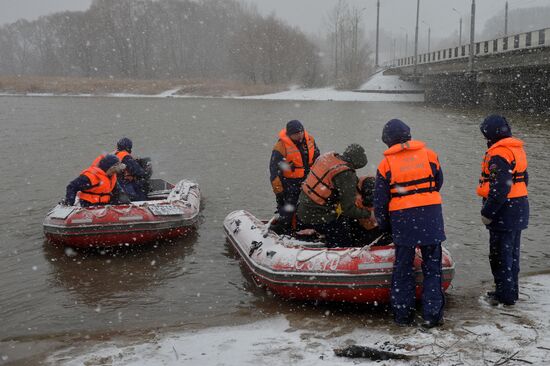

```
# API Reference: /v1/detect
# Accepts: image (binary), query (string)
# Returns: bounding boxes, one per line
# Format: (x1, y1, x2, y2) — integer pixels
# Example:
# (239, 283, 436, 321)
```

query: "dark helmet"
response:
(98, 154, 120, 172)
(117, 137, 133, 152)
(480, 114, 512, 142)
(286, 120, 304, 135)
(382, 119, 411, 147)
(342, 143, 368, 169)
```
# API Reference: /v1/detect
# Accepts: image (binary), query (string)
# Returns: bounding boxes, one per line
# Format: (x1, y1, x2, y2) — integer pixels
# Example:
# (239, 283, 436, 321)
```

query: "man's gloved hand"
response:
(481, 215, 493, 225)
(275, 193, 285, 208)
(58, 199, 69, 206)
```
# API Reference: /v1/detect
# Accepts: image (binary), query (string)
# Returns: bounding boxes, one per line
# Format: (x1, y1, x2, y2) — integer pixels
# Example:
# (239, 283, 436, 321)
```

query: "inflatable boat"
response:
(224, 210, 454, 303)
(44, 179, 200, 248)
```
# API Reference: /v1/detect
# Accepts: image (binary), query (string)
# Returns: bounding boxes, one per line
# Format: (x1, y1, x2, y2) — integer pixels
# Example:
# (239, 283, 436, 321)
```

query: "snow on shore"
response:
(358, 70, 424, 92)
(47, 274, 550, 366)
(0, 71, 425, 102)
(237, 87, 424, 102)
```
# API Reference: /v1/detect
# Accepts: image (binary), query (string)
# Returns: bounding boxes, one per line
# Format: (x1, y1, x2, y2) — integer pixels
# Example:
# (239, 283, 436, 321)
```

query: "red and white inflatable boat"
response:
(44, 179, 200, 248)
(224, 210, 455, 304)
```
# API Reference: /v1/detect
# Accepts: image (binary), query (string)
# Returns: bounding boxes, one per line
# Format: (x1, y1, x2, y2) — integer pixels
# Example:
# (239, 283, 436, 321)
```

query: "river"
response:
(1, 96, 549, 363)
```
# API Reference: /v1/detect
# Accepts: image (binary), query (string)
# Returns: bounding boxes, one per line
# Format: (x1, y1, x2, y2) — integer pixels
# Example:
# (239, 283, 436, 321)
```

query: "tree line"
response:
(0, 0, 373, 89)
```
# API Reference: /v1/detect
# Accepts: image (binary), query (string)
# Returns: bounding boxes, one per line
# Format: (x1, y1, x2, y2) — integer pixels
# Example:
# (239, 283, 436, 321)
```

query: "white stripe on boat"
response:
(71, 218, 93, 224)
(118, 216, 144, 221)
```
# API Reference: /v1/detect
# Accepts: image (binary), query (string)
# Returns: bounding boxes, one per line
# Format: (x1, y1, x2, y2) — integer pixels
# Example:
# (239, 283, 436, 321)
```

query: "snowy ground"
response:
(45, 274, 550, 366)
(0, 71, 425, 102)
(358, 70, 424, 92)
(237, 86, 424, 102)
(238, 71, 425, 102)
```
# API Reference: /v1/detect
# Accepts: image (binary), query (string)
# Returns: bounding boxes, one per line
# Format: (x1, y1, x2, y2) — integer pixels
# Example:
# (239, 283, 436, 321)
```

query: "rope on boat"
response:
(294, 242, 375, 271)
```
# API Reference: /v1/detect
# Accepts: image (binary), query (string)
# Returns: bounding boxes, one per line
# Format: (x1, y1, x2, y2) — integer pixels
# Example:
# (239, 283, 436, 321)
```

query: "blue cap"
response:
(382, 119, 411, 147)
(117, 137, 133, 152)
(286, 120, 304, 135)
(480, 115, 512, 142)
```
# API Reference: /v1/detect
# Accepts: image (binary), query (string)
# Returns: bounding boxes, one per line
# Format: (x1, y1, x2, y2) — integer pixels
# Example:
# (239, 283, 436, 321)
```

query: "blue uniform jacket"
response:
(481, 155, 529, 231)
(120, 155, 147, 181)
(374, 159, 446, 247)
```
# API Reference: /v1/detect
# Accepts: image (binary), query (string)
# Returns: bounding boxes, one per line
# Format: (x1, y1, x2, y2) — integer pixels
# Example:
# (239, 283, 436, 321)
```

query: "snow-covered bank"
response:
(46, 274, 550, 366)
(1, 87, 424, 102)
(238, 87, 424, 102)
(358, 70, 424, 93)
(1, 72, 425, 102)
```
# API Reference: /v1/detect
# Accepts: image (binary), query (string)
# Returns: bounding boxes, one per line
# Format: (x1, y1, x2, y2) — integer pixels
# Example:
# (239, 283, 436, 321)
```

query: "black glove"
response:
(276, 193, 285, 207)
(58, 199, 69, 206)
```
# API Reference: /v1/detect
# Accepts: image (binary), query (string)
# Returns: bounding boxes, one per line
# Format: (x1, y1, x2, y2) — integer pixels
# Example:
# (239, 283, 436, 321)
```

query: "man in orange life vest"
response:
(297, 144, 372, 247)
(269, 120, 319, 234)
(477, 115, 529, 306)
(374, 119, 445, 328)
(112, 137, 150, 201)
(65, 154, 124, 207)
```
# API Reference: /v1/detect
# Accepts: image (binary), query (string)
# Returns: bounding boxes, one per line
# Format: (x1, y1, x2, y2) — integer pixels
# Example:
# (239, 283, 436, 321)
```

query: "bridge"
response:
(385, 27, 550, 110)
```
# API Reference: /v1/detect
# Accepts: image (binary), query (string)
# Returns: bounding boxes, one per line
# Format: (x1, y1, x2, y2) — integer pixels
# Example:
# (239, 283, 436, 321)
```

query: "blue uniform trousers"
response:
(391, 244, 445, 323)
(120, 180, 148, 201)
(276, 180, 302, 234)
(489, 230, 521, 305)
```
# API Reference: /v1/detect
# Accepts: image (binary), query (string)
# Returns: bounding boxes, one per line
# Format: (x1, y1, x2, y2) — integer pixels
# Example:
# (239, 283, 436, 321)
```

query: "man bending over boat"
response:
(64, 154, 125, 207)
(297, 144, 373, 247)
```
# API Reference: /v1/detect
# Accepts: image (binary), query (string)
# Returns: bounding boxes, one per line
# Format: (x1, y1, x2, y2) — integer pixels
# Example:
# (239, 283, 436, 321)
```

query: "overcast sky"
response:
(1, 0, 549, 39)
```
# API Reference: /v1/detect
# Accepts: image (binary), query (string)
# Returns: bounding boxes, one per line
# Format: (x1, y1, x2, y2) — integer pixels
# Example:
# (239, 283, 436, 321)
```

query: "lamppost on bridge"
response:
(504, 1, 509, 36)
(422, 20, 431, 53)
(452, 7, 462, 46)
(375, 0, 380, 68)
(469, 0, 476, 72)
(399, 27, 408, 57)
(413, 0, 420, 75)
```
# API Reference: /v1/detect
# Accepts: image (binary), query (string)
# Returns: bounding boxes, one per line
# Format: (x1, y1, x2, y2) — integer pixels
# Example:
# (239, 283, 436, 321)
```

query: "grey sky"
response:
(1, 0, 549, 40)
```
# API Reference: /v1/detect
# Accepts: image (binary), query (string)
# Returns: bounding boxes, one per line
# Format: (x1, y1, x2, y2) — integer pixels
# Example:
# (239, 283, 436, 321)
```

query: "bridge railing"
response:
(392, 27, 550, 68)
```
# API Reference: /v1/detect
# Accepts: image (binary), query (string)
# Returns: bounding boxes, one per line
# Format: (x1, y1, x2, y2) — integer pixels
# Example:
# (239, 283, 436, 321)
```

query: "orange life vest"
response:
(377, 140, 442, 211)
(355, 176, 378, 230)
(277, 129, 315, 179)
(476, 137, 528, 199)
(78, 166, 117, 205)
(302, 152, 351, 206)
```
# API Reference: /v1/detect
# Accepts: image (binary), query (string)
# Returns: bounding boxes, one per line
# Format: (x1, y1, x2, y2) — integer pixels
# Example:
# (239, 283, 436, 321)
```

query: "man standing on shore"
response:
(477, 115, 529, 306)
(374, 119, 446, 328)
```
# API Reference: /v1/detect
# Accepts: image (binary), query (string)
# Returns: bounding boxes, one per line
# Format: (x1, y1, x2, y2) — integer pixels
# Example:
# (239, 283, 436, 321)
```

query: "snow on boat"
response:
(224, 210, 455, 303)
(44, 179, 200, 248)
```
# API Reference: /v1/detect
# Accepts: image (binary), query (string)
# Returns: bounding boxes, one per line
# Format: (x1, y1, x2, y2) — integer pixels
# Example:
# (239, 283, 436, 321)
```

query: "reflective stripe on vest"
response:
(380, 140, 442, 211)
(302, 152, 351, 206)
(476, 137, 528, 199)
(78, 166, 117, 205)
(278, 129, 315, 179)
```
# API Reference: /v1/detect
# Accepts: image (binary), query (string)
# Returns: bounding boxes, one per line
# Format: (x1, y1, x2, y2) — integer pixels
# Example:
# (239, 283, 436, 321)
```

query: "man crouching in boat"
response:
(296, 144, 373, 248)
(112, 137, 151, 201)
(64, 154, 125, 207)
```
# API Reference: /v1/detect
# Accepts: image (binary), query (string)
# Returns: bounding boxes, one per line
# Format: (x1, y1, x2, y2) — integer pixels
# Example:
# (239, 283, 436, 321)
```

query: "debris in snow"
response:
(333, 345, 411, 360)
